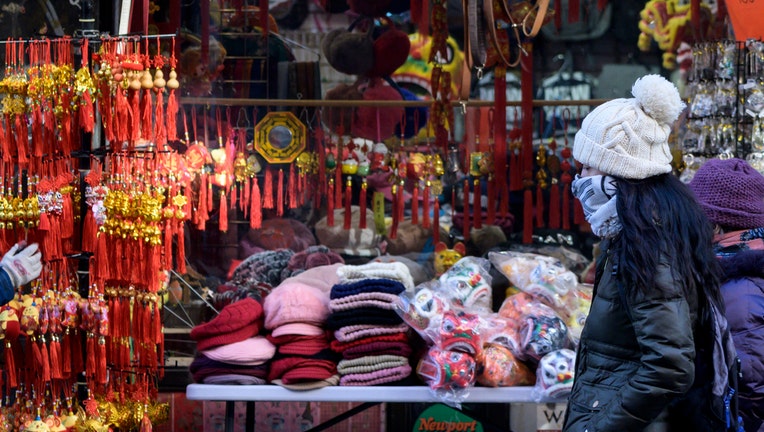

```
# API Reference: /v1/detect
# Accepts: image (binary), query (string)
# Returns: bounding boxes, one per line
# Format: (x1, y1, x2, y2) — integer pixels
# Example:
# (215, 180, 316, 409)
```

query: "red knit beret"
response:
(190, 298, 264, 351)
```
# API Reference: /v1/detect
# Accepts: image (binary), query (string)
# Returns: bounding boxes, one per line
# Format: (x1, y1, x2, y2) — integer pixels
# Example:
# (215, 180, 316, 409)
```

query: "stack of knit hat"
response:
(327, 263, 415, 386)
(263, 280, 340, 390)
(189, 298, 273, 384)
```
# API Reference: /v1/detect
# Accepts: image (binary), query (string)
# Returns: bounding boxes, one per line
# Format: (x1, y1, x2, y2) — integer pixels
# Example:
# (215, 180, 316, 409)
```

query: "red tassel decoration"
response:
(96, 336, 107, 385)
(422, 183, 430, 229)
(548, 181, 561, 229)
(61, 330, 71, 377)
(219, 191, 228, 232)
(5, 341, 16, 389)
(206, 178, 213, 213)
(130, 88, 141, 145)
(334, 165, 342, 210)
(473, 179, 482, 229)
(196, 175, 208, 230)
(154, 89, 166, 147)
(250, 178, 262, 229)
(177, 220, 187, 274)
(14, 114, 28, 166)
(288, 165, 297, 209)
(411, 185, 419, 225)
(40, 339, 51, 383)
(462, 180, 470, 242)
(263, 167, 274, 209)
(49, 335, 62, 380)
(359, 180, 367, 229)
(344, 177, 352, 230)
(327, 178, 335, 227)
(242, 175, 250, 215)
(141, 86, 153, 141)
(166, 86, 178, 141)
(276, 169, 284, 217)
(82, 210, 97, 253)
(523, 188, 533, 244)
(433, 199, 440, 245)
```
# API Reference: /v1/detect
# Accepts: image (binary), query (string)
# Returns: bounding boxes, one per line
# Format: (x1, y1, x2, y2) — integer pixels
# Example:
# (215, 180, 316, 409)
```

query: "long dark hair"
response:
(614, 173, 724, 310)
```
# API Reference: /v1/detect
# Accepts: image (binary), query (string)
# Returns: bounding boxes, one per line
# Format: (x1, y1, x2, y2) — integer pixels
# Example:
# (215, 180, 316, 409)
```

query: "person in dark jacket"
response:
(562, 74, 725, 432)
(0, 242, 43, 304)
(689, 157, 764, 432)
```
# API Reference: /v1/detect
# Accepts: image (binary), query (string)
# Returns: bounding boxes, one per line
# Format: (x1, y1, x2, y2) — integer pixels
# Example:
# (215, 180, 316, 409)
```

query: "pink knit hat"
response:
(263, 281, 330, 330)
(190, 298, 264, 351)
(271, 322, 326, 338)
(200, 336, 276, 365)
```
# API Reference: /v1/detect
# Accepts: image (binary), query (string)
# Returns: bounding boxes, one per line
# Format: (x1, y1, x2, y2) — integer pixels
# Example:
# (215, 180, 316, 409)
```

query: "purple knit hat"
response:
(688, 158, 764, 230)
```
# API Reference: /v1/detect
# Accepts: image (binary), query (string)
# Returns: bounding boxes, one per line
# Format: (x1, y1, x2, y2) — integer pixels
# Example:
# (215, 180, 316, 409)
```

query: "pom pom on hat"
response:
(572, 74, 685, 180)
(688, 158, 764, 230)
(631, 74, 685, 125)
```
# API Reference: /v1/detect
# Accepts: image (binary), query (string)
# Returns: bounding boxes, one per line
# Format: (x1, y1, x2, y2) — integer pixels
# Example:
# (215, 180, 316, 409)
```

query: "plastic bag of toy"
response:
(530, 348, 576, 402)
(438, 256, 493, 314)
(498, 292, 570, 363)
(394, 281, 451, 344)
(489, 251, 578, 317)
(565, 284, 593, 348)
(417, 346, 477, 407)
(476, 342, 536, 387)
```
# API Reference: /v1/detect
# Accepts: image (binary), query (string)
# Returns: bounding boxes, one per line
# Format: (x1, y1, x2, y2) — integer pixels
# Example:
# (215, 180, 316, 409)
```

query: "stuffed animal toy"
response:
(433, 241, 466, 277)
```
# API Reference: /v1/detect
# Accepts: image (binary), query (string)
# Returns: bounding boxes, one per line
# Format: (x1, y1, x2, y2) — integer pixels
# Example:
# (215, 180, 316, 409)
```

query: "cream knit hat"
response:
(572, 74, 685, 180)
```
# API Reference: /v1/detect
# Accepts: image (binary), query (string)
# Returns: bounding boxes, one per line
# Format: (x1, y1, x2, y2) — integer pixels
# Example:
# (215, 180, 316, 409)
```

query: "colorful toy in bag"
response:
(394, 283, 450, 342)
(438, 256, 493, 313)
(417, 346, 477, 402)
(520, 313, 569, 363)
(438, 310, 482, 355)
(476, 343, 535, 387)
(531, 348, 576, 401)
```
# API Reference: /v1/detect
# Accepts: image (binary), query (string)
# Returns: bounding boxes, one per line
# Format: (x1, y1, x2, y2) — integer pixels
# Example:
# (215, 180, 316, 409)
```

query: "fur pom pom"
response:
(631, 74, 685, 125)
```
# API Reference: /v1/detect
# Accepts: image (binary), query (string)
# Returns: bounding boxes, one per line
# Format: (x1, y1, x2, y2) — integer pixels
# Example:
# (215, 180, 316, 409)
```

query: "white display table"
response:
(186, 384, 549, 432)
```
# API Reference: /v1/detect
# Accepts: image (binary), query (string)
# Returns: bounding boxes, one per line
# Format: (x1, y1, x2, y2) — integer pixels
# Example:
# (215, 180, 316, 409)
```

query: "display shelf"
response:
(186, 383, 543, 403)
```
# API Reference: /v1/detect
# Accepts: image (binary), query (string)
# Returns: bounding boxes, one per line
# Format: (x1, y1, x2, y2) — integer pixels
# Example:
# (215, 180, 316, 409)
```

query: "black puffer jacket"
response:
(563, 238, 700, 432)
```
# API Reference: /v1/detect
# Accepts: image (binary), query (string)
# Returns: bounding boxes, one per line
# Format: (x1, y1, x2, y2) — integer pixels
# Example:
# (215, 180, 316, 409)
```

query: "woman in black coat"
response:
(562, 75, 726, 432)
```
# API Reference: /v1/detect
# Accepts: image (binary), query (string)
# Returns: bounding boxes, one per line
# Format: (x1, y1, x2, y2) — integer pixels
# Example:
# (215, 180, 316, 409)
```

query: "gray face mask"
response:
(571, 174, 618, 219)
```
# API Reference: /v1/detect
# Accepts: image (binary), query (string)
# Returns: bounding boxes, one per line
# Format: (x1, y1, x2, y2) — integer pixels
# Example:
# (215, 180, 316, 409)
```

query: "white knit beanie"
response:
(572, 74, 685, 180)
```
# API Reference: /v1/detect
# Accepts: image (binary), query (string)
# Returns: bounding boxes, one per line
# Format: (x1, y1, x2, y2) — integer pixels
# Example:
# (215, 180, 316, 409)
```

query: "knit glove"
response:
(1, 242, 42, 287)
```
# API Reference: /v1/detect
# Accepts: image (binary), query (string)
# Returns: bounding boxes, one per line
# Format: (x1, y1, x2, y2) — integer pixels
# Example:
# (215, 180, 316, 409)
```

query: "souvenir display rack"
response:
(681, 39, 764, 175)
